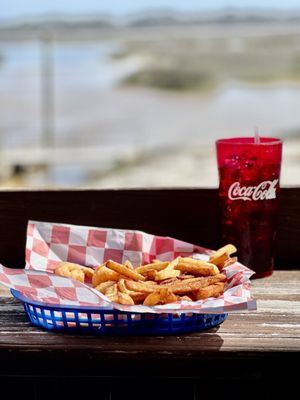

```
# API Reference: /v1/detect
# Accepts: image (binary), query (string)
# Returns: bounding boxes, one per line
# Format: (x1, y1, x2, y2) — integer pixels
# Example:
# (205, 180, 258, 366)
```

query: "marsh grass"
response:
(116, 32, 300, 91)
(123, 67, 216, 91)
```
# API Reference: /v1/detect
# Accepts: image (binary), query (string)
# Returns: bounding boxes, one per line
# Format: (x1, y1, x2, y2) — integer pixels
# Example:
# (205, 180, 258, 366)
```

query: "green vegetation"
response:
(116, 32, 300, 92)
(123, 68, 216, 91)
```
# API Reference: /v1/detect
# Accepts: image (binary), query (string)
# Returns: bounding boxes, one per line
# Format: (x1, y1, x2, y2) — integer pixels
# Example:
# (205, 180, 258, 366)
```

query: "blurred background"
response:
(1, 0, 300, 188)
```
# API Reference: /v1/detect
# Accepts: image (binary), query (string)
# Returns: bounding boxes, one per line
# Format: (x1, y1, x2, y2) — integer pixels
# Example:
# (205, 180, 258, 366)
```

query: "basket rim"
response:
(10, 289, 113, 312)
(11, 289, 228, 317)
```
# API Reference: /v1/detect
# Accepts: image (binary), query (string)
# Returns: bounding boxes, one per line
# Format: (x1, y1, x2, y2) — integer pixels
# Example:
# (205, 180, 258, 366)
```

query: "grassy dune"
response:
(116, 32, 300, 91)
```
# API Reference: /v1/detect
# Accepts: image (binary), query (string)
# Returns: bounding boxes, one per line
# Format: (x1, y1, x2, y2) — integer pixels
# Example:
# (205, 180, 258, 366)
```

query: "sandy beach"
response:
(87, 137, 300, 189)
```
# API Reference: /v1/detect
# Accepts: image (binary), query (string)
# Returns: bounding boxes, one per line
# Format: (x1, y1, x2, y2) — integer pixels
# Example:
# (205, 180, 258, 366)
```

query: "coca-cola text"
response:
(228, 179, 278, 201)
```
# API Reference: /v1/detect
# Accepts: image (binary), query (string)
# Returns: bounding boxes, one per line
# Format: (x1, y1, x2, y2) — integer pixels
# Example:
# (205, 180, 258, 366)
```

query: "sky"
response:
(2, 0, 300, 20)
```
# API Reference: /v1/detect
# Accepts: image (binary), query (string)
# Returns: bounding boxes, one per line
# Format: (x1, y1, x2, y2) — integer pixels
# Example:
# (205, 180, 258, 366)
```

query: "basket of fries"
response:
(0, 221, 256, 335)
(11, 289, 228, 335)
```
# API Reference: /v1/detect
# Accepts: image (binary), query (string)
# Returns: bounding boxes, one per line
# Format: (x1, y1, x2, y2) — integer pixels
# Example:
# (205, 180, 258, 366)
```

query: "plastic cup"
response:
(216, 137, 282, 278)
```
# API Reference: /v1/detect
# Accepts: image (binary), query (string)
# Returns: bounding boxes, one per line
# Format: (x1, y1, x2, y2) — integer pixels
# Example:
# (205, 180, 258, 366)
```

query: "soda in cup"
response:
(216, 137, 282, 278)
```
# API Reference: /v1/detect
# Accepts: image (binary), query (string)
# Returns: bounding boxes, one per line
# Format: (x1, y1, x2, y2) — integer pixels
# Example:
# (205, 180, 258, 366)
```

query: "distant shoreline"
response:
(2, 20, 300, 42)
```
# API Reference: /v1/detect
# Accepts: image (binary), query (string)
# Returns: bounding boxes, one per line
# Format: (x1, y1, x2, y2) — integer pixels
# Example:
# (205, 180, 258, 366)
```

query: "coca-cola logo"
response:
(228, 179, 279, 201)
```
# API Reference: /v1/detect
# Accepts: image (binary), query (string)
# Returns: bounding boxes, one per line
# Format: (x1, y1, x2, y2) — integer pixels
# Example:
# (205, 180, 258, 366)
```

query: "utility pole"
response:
(40, 30, 55, 148)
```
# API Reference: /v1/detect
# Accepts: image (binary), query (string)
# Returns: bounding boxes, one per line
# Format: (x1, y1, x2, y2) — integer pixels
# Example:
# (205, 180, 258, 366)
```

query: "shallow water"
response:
(0, 40, 300, 185)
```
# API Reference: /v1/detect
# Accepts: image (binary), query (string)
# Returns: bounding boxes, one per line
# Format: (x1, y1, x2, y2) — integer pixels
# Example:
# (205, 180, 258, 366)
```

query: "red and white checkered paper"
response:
(0, 220, 257, 313)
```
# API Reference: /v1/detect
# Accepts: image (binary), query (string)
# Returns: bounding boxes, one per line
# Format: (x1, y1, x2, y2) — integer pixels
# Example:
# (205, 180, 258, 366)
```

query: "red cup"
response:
(216, 137, 282, 278)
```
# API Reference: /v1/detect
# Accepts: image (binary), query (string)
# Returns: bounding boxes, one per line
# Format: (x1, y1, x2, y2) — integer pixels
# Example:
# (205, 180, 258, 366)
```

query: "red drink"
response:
(216, 137, 282, 278)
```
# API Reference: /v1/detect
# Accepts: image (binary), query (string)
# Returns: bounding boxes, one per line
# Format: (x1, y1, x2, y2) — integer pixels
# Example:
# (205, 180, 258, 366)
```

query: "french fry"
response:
(102, 282, 135, 305)
(165, 257, 180, 270)
(163, 276, 203, 285)
(179, 257, 214, 266)
(106, 260, 145, 281)
(127, 292, 147, 303)
(165, 274, 226, 295)
(81, 266, 95, 279)
(117, 291, 135, 305)
(152, 256, 181, 281)
(94, 280, 116, 294)
(124, 260, 134, 270)
(143, 287, 177, 306)
(154, 268, 181, 281)
(223, 256, 238, 267)
(155, 287, 177, 304)
(207, 252, 229, 267)
(143, 269, 157, 280)
(143, 291, 161, 306)
(125, 279, 159, 293)
(92, 265, 120, 287)
(117, 278, 133, 294)
(175, 262, 219, 276)
(104, 283, 119, 303)
(117, 279, 147, 303)
(194, 282, 225, 300)
(209, 244, 237, 263)
(159, 277, 180, 285)
(104, 283, 118, 297)
(135, 261, 169, 275)
(178, 274, 195, 280)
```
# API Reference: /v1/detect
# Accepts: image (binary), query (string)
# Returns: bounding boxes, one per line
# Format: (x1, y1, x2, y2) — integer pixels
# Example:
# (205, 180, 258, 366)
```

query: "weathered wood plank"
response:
(0, 271, 299, 381)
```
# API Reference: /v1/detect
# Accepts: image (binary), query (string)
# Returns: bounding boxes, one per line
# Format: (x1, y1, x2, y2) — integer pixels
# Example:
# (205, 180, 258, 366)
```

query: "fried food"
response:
(116, 292, 135, 305)
(102, 282, 135, 305)
(117, 278, 146, 303)
(152, 257, 181, 281)
(154, 268, 181, 281)
(177, 295, 193, 302)
(125, 279, 159, 293)
(81, 266, 95, 279)
(143, 287, 178, 306)
(223, 256, 238, 267)
(177, 274, 195, 280)
(179, 257, 216, 266)
(94, 280, 116, 294)
(55, 262, 94, 283)
(104, 282, 118, 298)
(194, 282, 225, 300)
(135, 261, 169, 275)
(106, 259, 145, 281)
(124, 260, 134, 270)
(92, 265, 120, 287)
(212, 244, 237, 257)
(207, 252, 228, 267)
(142, 269, 157, 280)
(163, 274, 226, 295)
(53, 244, 235, 306)
(209, 244, 237, 269)
(175, 261, 219, 276)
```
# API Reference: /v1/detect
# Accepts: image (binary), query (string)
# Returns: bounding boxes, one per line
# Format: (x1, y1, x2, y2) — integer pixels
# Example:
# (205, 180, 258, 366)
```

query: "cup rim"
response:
(216, 137, 282, 146)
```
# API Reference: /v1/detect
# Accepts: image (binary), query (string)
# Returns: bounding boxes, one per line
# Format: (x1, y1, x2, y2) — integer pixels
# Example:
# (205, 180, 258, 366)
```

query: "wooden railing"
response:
(0, 187, 299, 269)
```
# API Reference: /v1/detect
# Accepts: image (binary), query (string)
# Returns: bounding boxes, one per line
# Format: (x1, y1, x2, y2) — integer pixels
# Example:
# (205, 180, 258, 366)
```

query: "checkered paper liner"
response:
(0, 220, 257, 314)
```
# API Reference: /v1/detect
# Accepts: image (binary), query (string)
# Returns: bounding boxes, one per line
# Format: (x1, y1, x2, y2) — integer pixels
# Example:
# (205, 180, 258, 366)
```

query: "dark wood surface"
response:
(0, 271, 299, 399)
(0, 187, 300, 269)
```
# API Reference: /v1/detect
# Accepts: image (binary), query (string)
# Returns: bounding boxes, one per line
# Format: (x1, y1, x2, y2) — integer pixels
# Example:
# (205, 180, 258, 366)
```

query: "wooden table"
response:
(0, 271, 299, 400)
(0, 188, 299, 399)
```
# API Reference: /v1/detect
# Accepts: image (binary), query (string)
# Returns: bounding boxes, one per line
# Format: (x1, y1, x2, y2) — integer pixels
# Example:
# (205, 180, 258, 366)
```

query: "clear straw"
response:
(254, 126, 260, 144)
